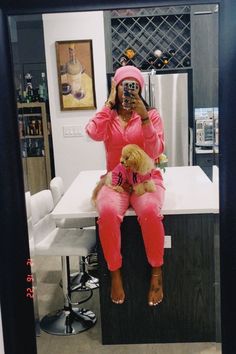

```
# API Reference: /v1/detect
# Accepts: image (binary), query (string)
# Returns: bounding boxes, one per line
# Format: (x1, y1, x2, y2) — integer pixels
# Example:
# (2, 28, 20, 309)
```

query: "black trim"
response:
(1, 1, 236, 354)
(0, 9, 37, 354)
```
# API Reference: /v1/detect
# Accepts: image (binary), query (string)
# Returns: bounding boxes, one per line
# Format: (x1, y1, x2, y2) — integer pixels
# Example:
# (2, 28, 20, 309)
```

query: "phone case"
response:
(122, 80, 139, 109)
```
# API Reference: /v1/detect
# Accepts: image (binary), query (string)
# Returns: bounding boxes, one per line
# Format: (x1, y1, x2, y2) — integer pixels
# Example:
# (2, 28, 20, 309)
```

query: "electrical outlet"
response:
(63, 125, 83, 137)
(164, 235, 171, 248)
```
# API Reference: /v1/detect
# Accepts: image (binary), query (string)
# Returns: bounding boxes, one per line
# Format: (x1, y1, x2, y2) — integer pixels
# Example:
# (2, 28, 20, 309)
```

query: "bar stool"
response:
(30, 189, 97, 335)
(50, 176, 99, 292)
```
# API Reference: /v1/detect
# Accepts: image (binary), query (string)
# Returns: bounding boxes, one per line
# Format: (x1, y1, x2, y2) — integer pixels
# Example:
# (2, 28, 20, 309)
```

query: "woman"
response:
(86, 65, 165, 306)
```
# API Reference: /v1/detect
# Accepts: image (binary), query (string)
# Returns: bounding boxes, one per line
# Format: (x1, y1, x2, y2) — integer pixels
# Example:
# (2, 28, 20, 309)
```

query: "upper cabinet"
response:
(191, 4, 219, 108)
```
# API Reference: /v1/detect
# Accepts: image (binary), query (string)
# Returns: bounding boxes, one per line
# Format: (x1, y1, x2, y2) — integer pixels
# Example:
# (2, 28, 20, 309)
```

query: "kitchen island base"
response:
(97, 214, 217, 344)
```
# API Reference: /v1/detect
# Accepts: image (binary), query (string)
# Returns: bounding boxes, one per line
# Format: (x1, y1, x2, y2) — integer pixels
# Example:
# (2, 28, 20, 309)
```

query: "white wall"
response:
(43, 12, 107, 190)
(0, 304, 5, 354)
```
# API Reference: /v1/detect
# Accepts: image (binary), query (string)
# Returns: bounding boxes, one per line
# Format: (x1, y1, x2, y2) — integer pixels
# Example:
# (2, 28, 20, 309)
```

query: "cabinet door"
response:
(195, 153, 214, 180)
(24, 157, 48, 194)
(191, 5, 219, 107)
(18, 102, 51, 194)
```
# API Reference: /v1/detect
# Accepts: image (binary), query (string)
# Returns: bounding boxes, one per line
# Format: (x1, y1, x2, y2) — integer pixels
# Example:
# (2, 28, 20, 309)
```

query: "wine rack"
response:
(18, 102, 51, 194)
(106, 5, 191, 71)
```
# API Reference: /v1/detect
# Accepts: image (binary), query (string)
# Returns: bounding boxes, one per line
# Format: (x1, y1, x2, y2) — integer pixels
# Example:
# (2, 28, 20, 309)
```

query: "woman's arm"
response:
(85, 106, 112, 141)
(86, 79, 117, 141)
(131, 91, 165, 159)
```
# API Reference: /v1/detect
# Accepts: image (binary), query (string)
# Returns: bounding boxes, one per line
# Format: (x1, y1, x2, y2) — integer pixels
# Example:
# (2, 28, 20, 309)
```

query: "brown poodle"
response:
(92, 144, 156, 205)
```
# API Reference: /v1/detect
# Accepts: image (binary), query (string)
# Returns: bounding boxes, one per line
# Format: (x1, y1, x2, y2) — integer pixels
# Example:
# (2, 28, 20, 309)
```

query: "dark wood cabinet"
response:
(195, 153, 214, 180)
(18, 102, 52, 194)
(97, 214, 217, 344)
(191, 5, 219, 108)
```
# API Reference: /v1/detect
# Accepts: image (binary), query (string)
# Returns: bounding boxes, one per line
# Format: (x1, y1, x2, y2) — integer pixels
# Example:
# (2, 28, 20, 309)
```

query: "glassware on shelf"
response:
(26, 138, 45, 157)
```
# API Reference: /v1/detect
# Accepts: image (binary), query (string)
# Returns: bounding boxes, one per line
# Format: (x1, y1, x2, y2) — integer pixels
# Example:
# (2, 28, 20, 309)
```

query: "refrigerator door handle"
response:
(151, 82, 156, 107)
(144, 83, 149, 103)
(189, 127, 193, 166)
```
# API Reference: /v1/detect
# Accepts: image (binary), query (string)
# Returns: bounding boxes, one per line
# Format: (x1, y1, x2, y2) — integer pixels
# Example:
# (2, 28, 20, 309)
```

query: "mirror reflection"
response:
(8, 3, 220, 354)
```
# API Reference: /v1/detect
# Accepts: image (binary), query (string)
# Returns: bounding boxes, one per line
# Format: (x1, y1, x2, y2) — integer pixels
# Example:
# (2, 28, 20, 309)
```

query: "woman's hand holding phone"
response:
(132, 91, 149, 120)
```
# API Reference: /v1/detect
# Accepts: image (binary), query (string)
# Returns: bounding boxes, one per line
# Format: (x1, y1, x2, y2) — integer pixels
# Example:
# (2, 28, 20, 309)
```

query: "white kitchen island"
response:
(52, 166, 218, 218)
(52, 166, 219, 344)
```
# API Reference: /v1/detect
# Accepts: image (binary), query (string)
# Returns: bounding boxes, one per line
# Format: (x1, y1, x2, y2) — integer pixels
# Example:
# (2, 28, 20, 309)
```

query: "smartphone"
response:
(122, 80, 139, 110)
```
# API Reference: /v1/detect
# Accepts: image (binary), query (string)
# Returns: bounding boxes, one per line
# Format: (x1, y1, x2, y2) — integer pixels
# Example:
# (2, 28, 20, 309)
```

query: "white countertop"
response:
(52, 166, 219, 219)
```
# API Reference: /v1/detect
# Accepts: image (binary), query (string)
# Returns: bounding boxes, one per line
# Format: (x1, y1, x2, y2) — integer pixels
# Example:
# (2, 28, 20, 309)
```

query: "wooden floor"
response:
(35, 256, 221, 354)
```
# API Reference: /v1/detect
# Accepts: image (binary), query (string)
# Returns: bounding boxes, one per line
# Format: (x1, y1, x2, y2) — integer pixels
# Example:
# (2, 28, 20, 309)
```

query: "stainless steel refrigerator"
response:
(141, 70, 191, 167)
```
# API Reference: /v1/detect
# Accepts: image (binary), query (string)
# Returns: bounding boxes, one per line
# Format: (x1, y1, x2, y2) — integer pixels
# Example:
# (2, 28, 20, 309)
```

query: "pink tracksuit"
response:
(86, 106, 165, 271)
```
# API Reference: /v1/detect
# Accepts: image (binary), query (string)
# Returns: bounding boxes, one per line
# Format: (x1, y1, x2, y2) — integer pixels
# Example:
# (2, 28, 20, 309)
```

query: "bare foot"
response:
(148, 267, 163, 306)
(110, 269, 125, 304)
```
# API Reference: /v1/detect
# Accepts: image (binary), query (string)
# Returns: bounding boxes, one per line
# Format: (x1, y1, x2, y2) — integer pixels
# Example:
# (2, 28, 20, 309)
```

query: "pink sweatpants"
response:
(96, 178, 165, 271)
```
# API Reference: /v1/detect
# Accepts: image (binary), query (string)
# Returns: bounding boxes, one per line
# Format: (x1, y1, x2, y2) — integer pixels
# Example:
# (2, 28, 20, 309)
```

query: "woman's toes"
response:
(148, 269, 163, 306)
(110, 269, 125, 305)
(112, 297, 124, 305)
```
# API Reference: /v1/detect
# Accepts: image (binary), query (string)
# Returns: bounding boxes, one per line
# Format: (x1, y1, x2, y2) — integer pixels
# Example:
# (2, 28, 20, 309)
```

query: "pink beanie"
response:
(113, 65, 144, 89)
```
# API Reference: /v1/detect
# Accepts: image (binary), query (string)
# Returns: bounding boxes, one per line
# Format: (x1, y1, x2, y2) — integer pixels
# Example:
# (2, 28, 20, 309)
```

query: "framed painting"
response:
(55, 39, 97, 110)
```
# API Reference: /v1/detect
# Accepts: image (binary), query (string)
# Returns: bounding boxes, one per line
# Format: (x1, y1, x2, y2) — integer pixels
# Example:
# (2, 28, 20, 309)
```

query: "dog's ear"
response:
(126, 149, 140, 172)
(135, 148, 154, 174)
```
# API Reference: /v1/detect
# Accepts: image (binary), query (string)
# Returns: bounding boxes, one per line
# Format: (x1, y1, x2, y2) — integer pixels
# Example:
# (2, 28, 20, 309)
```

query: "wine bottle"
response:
(67, 44, 85, 100)
(162, 53, 170, 66)
(25, 73, 34, 103)
(38, 72, 48, 101)
(155, 58, 164, 69)
(119, 56, 128, 67)
(169, 48, 176, 56)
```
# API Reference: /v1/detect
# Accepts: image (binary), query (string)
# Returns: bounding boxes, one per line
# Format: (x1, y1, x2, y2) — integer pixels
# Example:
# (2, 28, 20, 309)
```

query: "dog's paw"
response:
(144, 180, 156, 193)
(133, 184, 145, 196)
(112, 186, 125, 193)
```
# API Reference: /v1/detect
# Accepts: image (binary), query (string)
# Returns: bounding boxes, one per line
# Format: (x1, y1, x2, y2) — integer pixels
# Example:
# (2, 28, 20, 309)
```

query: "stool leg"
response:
(40, 256, 96, 335)
(70, 256, 99, 292)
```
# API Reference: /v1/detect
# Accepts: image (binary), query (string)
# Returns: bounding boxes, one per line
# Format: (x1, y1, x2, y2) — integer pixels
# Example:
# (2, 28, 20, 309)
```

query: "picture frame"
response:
(55, 39, 97, 110)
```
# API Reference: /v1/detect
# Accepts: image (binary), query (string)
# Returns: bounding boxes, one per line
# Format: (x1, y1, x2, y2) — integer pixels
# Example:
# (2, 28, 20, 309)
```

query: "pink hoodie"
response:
(111, 162, 154, 187)
(86, 106, 165, 172)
